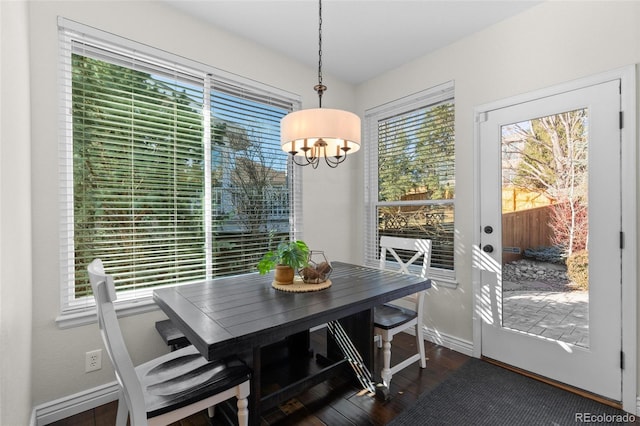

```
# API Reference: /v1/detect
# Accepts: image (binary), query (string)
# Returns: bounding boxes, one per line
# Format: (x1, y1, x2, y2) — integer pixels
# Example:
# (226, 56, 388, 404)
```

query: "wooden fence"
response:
(502, 188, 554, 212)
(502, 205, 554, 263)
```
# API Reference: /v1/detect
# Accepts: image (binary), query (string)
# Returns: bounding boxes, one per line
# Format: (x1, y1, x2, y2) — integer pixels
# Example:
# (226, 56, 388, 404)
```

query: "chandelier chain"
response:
(318, 0, 323, 89)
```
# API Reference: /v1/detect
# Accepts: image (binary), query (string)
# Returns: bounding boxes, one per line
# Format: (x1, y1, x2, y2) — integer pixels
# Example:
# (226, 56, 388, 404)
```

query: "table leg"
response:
(327, 310, 373, 368)
(325, 309, 392, 400)
(326, 309, 375, 387)
(327, 320, 376, 393)
(249, 346, 261, 426)
(287, 330, 312, 358)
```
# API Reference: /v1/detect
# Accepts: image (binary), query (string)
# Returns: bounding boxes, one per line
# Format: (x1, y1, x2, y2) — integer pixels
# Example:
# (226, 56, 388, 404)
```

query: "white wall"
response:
(28, 0, 356, 407)
(1, 1, 33, 425)
(356, 0, 640, 359)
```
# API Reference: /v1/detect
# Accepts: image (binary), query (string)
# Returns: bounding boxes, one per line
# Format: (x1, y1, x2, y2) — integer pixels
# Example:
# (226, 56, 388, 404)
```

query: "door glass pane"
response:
(500, 109, 590, 348)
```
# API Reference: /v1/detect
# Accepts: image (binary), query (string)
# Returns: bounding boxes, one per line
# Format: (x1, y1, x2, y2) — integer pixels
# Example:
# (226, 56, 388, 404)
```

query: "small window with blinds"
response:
(58, 19, 301, 316)
(364, 82, 456, 285)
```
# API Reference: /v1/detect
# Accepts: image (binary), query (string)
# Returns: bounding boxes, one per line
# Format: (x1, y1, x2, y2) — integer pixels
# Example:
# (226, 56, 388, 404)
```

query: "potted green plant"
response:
(257, 240, 310, 284)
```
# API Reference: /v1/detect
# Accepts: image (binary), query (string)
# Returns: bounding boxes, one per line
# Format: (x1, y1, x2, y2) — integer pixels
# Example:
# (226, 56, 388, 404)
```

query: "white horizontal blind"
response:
(208, 77, 298, 276)
(364, 83, 455, 275)
(59, 20, 299, 314)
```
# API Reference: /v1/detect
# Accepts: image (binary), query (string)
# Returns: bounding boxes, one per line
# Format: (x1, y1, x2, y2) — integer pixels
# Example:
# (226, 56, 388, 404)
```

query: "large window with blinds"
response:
(59, 20, 301, 316)
(364, 82, 456, 285)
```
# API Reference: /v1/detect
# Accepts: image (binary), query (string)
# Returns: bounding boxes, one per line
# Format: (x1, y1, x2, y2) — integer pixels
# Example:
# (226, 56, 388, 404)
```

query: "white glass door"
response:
(478, 79, 622, 400)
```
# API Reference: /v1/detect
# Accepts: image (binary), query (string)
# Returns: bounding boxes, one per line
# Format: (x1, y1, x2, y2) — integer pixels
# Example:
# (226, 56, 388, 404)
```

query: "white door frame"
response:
(472, 65, 637, 413)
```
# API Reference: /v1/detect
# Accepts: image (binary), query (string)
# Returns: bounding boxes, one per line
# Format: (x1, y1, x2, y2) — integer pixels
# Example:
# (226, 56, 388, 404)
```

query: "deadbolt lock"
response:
(482, 245, 494, 253)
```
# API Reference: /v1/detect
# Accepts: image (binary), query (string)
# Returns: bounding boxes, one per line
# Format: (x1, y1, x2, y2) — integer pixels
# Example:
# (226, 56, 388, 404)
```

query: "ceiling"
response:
(164, 0, 541, 85)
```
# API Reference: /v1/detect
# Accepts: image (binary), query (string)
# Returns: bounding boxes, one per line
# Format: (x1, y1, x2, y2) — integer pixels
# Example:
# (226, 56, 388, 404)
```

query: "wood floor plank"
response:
(93, 401, 117, 426)
(48, 409, 94, 426)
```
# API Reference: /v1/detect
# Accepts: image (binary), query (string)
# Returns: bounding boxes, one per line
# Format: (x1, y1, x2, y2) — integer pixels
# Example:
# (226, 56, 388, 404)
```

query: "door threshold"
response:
(481, 356, 622, 410)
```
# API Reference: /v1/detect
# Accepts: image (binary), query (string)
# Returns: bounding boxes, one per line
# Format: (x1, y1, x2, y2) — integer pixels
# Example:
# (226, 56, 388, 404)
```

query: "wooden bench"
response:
(155, 319, 190, 350)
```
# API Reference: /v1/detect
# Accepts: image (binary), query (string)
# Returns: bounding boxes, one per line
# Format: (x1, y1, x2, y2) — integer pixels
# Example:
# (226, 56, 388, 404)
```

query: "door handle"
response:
(482, 245, 494, 253)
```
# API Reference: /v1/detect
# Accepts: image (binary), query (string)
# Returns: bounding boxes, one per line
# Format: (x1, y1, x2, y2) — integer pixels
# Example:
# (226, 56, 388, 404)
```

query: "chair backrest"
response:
(379, 236, 432, 316)
(88, 259, 148, 425)
(379, 236, 432, 279)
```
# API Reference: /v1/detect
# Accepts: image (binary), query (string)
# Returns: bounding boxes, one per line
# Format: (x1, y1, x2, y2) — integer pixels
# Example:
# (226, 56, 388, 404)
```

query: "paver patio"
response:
(502, 289, 589, 348)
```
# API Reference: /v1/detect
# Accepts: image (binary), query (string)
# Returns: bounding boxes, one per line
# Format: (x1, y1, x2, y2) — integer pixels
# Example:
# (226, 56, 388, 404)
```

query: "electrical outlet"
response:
(85, 349, 102, 372)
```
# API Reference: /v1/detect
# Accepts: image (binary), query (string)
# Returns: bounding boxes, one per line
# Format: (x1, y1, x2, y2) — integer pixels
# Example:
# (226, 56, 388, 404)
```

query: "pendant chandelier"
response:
(280, 0, 361, 168)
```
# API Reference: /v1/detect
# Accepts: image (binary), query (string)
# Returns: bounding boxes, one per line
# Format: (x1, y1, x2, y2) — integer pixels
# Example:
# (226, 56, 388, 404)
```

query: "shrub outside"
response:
(566, 250, 589, 290)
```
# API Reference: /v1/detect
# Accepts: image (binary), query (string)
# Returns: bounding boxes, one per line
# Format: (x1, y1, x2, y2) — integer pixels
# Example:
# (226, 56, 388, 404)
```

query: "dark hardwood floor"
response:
(50, 330, 470, 426)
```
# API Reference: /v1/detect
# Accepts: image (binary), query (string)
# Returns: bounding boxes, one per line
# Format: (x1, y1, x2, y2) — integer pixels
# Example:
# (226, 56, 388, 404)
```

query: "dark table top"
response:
(153, 261, 431, 361)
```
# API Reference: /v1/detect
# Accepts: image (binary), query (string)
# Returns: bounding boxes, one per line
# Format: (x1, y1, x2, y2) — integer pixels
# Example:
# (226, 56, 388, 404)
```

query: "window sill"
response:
(55, 297, 160, 329)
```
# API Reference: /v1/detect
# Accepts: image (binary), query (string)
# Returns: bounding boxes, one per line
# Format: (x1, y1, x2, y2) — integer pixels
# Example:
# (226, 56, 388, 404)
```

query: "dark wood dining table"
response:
(153, 261, 431, 424)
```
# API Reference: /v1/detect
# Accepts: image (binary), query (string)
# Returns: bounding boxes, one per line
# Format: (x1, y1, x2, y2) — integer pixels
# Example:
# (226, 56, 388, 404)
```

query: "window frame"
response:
(57, 18, 302, 327)
(364, 82, 457, 288)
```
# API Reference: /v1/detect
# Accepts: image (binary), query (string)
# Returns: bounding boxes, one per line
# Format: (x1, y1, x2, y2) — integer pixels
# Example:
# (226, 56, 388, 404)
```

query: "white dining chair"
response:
(88, 259, 251, 426)
(374, 236, 432, 388)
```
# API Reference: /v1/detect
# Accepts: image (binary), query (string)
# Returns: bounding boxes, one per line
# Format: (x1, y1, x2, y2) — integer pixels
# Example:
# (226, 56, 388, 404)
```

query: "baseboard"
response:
(399, 325, 474, 357)
(33, 381, 119, 426)
(422, 326, 474, 356)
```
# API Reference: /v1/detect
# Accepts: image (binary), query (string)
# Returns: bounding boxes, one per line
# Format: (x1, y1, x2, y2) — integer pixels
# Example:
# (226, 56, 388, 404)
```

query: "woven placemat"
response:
(272, 278, 332, 292)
